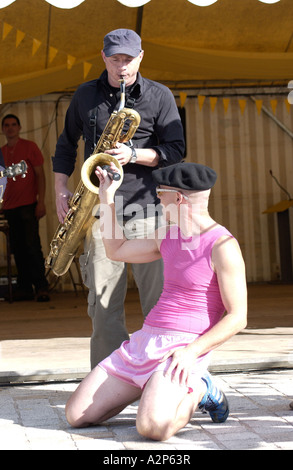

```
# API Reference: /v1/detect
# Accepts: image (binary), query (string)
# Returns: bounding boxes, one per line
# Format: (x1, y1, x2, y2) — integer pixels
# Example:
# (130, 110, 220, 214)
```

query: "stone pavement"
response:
(0, 369, 292, 451)
(0, 284, 292, 451)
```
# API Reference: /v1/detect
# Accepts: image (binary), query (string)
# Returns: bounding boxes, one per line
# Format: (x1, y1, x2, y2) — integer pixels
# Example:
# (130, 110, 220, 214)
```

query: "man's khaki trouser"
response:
(79, 216, 164, 369)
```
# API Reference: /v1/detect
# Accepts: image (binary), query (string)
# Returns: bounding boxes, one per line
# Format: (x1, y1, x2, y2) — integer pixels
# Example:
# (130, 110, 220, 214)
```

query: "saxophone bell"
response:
(81, 153, 123, 195)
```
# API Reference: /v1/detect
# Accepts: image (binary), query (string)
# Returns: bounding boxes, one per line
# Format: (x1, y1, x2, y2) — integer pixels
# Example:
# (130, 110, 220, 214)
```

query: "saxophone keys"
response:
(72, 193, 82, 206)
(57, 226, 67, 240)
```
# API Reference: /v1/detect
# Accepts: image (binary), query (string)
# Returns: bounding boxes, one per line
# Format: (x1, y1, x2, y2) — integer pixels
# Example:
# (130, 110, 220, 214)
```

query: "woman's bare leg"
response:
(65, 365, 141, 428)
(136, 371, 206, 441)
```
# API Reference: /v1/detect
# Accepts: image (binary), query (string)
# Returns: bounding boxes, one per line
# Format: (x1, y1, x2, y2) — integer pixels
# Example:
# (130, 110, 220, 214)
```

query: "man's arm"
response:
(105, 145, 160, 167)
(151, 86, 185, 166)
(52, 88, 85, 223)
(54, 172, 72, 223)
(53, 88, 84, 176)
(105, 85, 184, 168)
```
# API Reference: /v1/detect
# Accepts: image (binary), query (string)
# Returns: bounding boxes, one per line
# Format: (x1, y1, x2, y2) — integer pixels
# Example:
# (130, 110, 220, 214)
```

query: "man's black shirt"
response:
(53, 71, 185, 216)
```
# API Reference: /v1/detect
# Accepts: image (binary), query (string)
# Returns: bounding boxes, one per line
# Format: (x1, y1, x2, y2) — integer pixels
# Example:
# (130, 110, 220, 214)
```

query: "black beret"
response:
(152, 162, 217, 191)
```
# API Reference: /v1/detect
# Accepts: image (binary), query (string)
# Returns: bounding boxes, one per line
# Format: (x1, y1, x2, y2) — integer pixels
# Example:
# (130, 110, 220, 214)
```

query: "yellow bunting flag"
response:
(179, 92, 187, 108)
(254, 99, 263, 115)
(285, 99, 291, 114)
(238, 99, 246, 115)
(16, 30, 25, 48)
(222, 98, 230, 114)
(2, 22, 13, 40)
(209, 97, 217, 112)
(67, 54, 76, 70)
(197, 95, 205, 111)
(32, 38, 41, 56)
(270, 99, 277, 114)
(83, 61, 92, 79)
(49, 46, 58, 64)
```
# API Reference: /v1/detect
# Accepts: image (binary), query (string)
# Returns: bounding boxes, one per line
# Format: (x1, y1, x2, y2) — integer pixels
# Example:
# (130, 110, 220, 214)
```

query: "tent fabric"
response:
(1, 0, 293, 103)
(1, 90, 292, 283)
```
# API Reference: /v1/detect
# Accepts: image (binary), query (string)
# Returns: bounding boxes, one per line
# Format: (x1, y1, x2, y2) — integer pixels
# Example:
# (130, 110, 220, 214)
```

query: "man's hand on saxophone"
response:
(105, 143, 160, 168)
(105, 142, 132, 166)
(54, 172, 73, 223)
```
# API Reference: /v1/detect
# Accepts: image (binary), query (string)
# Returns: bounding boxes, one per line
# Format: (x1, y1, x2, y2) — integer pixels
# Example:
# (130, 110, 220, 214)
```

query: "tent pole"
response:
(250, 96, 293, 140)
(136, 6, 144, 36)
(45, 5, 52, 69)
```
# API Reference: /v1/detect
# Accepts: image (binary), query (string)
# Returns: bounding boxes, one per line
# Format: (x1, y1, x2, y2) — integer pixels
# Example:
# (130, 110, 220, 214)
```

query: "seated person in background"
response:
(65, 161, 247, 441)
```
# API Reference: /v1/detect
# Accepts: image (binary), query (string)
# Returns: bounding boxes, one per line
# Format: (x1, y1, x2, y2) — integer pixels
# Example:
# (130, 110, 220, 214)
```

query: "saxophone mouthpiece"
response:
(101, 165, 121, 181)
(118, 78, 126, 112)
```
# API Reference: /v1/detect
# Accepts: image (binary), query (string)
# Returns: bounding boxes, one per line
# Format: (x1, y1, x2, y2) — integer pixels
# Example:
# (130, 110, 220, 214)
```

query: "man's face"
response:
(2, 118, 21, 140)
(101, 51, 144, 88)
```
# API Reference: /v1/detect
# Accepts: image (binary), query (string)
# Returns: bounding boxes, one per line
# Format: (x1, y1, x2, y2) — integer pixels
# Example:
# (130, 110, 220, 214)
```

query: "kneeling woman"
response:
(65, 162, 247, 441)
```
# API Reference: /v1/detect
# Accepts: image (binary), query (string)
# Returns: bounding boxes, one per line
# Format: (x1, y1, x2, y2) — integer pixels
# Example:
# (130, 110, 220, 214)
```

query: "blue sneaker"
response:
(198, 372, 229, 423)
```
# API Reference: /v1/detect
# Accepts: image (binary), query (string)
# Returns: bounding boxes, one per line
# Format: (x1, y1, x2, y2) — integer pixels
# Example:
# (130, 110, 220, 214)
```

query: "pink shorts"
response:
(98, 324, 210, 391)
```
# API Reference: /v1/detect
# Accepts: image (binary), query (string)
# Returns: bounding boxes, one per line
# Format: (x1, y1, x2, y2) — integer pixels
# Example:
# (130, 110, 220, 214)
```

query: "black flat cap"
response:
(152, 162, 217, 191)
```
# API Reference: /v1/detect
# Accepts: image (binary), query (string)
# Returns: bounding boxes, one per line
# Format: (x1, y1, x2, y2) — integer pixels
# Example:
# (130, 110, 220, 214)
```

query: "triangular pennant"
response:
(49, 46, 58, 63)
(179, 92, 187, 108)
(255, 99, 263, 115)
(222, 98, 230, 114)
(270, 99, 277, 114)
(32, 38, 41, 56)
(83, 61, 92, 79)
(285, 99, 291, 114)
(209, 96, 217, 112)
(67, 54, 76, 70)
(238, 99, 246, 115)
(197, 95, 205, 111)
(2, 22, 13, 40)
(16, 30, 25, 48)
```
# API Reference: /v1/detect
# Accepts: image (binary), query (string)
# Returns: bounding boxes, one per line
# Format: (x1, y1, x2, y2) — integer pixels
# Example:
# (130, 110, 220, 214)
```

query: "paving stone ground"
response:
(0, 369, 292, 452)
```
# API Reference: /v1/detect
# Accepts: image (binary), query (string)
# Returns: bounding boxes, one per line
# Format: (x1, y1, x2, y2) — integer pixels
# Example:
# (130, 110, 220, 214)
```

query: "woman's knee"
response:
(136, 413, 173, 441)
(65, 388, 99, 428)
(65, 398, 89, 428)
(65, 401, 81, 428)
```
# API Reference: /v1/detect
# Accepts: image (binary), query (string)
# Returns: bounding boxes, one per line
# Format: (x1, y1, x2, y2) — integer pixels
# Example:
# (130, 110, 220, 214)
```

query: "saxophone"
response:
(45, 79, 141, 276)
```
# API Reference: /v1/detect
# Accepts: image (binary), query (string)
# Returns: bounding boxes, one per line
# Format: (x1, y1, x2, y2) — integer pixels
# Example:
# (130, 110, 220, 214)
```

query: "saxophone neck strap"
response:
(125, 96, 136, 109)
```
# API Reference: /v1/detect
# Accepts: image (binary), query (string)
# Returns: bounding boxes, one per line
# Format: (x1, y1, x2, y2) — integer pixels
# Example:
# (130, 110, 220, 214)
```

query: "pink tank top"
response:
(144, 225, 234, 335)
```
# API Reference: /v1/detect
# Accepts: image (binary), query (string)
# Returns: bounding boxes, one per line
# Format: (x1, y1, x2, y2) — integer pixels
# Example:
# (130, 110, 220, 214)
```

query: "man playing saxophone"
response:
(52, 29, 185, 368)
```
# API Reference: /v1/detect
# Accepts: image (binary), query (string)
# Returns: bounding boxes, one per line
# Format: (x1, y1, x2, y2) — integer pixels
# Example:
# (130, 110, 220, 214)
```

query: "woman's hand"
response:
(160, 343, 199, 388)
(95, 163, 121, 203)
